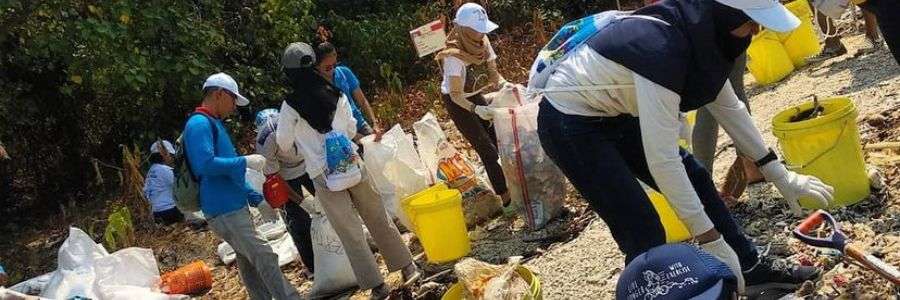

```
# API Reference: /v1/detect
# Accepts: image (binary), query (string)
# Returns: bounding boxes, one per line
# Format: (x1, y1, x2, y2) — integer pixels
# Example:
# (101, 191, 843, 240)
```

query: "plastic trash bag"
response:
(94, 248, 185, 300)
(305, 197, 358, 298)
(2, 287, 49, 299)
(361, 124, 431, 229)
(216, 234, 298, 268)
(490, 87, 566, 230)
(454, 258, 529, 300)
(40, 227, 183, 300)
(216, 212, 297, 267)
(414, 113, 501, 227)
(9, 272, 54, 295)
(412, 113, 446, 183)
(41, 228, 107, 299)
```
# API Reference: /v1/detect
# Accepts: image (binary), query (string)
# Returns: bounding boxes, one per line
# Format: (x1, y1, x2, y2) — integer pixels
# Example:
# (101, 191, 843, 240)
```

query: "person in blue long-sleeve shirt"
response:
(182, 73, 300, 300)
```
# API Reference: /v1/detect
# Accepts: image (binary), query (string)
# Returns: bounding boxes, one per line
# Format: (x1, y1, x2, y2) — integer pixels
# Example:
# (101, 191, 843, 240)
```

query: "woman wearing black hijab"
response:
(274, 42, 419, 299)
(532, 0, 834, 294)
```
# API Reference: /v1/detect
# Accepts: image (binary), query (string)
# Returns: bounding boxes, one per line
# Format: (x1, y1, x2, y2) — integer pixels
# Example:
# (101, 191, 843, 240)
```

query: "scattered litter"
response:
(454, 257, 529, 300)
(27, 227, 186, 300)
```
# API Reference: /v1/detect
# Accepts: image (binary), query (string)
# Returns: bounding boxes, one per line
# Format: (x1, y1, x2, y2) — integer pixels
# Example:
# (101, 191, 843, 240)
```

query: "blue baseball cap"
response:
(616, 243, 737, 300)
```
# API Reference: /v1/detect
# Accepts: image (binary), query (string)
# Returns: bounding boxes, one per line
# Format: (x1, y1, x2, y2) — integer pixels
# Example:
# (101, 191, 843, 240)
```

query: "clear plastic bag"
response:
(454, 258, 529, 300)
(490, 86, 567, 230)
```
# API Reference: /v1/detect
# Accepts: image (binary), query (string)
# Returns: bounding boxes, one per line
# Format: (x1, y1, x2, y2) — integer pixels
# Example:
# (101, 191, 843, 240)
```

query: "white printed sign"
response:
(410, 19, 447, 58)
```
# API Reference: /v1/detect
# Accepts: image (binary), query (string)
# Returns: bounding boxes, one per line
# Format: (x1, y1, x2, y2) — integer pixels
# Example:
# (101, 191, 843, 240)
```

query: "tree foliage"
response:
(0, 0, 316, 216)
(0, 0, 617, 218)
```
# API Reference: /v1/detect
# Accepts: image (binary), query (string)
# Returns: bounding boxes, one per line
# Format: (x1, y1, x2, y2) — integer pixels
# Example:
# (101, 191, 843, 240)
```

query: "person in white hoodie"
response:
(530, 0, 834, 294)
(274, 42, 419, 300)
(143, 140, 184, 225)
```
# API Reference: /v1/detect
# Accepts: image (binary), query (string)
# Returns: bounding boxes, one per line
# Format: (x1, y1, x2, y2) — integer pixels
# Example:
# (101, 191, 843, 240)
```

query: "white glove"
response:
(244, 154, 267, 172)
(482, 93, 497, 106)
(759, 161, 834, 216)
(679, 113, 693, 147)
(700, 237, 745, 293)
(474, 105, 494, 121)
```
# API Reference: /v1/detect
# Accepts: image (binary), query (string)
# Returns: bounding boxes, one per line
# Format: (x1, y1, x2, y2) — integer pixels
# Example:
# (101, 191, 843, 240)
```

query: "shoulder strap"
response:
(183, 112, 220, 182)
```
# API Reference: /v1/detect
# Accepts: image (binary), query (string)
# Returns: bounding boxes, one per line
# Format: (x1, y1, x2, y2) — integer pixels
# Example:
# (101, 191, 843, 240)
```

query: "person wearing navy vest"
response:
(183, 73, 300, 300)
(535, 0, 835, 295)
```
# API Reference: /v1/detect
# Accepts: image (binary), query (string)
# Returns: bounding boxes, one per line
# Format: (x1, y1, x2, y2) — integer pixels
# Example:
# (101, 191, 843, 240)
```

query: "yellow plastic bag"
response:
(747, 30, 795, 85)
(780, 0, 823, 66)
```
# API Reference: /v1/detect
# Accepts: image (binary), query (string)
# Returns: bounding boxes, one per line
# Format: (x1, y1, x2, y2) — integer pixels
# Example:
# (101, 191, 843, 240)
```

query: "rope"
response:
(812, 4, 855, 39)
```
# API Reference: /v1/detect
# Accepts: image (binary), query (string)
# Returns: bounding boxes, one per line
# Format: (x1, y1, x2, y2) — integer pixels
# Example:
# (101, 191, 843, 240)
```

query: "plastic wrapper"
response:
(454, 258, 529, 300)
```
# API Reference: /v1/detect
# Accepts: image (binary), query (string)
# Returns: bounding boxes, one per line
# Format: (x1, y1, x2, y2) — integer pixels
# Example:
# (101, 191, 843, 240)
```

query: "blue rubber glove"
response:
(248, 190, 264, 207)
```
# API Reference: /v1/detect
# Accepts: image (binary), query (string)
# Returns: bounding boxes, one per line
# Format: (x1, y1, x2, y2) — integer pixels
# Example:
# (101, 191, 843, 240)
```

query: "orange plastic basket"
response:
(160, 260, 213, 295)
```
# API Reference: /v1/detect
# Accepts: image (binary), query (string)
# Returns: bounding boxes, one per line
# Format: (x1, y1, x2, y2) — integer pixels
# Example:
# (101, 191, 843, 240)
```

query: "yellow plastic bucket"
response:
(772, 97, 870, 208)
(402, 183, 450, 235)
(747, 30, 795, 85)
(780, 0, 823, 66)
(402, 185, 471, 263)
(646, 189, 692, 243)
(442, 266, 542, 300)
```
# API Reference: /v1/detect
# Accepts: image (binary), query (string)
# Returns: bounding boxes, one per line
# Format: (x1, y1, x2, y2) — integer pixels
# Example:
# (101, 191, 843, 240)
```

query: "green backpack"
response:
(174, 113, 218, 213)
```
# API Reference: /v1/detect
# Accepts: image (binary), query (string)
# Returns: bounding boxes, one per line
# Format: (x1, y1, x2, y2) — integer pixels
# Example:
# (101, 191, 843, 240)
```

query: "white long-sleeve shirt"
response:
(256, 127, 307, 180)
(544, 44, 769, 235)
(275, 94, 358, 180)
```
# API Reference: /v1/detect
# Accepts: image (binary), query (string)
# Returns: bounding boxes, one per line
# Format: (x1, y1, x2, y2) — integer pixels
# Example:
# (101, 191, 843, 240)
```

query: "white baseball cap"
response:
(454, 3, 498, 34)
(202, 72, 249, 106)
(715, 0, 801, 33)
(150, 140, 176, 155)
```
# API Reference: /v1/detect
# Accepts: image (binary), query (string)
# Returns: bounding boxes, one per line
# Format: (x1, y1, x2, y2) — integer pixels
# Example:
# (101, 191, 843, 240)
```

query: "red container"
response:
(263, 174, 290, 208)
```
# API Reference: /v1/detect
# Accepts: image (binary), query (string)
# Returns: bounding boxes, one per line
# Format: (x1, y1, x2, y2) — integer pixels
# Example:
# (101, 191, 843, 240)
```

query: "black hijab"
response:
(283, 67, 342, 134)
(589, 0, 752, 111)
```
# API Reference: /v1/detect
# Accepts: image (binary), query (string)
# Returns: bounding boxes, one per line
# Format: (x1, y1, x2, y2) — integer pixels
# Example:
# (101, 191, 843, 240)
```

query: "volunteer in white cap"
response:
(435, 2, 512, 208)
(143, 139, 184, 225)
(183, 73, 299, 299)
(529, 0, 833, 295)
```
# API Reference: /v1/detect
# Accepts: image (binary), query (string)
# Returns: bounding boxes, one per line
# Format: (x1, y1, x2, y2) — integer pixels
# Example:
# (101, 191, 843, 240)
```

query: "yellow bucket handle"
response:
(785, 118, 851, 171)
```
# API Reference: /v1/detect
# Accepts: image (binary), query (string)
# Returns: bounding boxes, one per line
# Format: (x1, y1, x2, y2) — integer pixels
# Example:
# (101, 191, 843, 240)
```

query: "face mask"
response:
(712, 2, 753, 60)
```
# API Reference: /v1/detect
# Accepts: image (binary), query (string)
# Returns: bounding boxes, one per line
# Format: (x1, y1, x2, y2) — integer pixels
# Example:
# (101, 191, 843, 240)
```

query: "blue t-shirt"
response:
(332, 66, 369, 130)
(183, 114, 261, 218)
